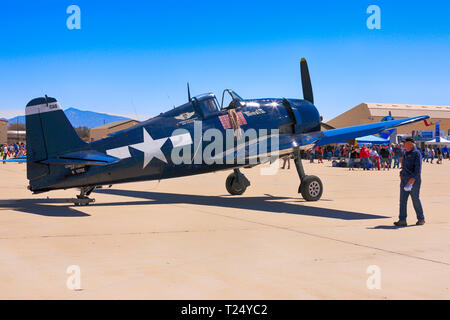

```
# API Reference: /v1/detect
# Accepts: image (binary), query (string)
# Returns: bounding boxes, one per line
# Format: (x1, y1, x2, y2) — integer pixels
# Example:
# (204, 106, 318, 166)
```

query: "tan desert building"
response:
(327, 103, 450, 136)
(0, 119, 7, 145)
(89, 120, 140, 141)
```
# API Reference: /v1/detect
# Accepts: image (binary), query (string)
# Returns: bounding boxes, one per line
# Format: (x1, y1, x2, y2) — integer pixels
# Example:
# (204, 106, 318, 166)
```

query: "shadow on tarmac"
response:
(0, 199, 90, 217)
(368, 225, 419, 230)
(92, 189, 389, 220)
(0, 190, 390, 220)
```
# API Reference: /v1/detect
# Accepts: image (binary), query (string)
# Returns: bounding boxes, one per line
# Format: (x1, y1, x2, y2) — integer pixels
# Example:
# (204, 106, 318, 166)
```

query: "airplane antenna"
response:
(187, 82, 191, 102)
(131, 98, 139, 121)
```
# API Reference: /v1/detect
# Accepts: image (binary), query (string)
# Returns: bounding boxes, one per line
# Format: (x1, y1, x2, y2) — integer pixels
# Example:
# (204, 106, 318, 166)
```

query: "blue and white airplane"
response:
(24, 58, 429, 205)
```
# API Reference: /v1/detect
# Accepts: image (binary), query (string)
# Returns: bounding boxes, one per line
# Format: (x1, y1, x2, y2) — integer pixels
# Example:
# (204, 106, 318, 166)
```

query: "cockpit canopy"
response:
(160, 90, 244, 122)
(191, 93, 220, 118)
(191, 90, 243, 118)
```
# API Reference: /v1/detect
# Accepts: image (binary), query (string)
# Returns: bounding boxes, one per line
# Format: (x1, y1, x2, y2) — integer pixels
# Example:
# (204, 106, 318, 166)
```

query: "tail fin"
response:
(26, 96, 86, 191)
(435, 121, 441, 142)
(379, 113, 395, 139)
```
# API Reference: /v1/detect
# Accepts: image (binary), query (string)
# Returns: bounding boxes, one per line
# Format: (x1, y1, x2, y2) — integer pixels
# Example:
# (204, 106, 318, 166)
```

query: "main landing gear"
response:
(224, 149, 323, 201)
(226, 168, 251, 195)
(73, 186, 96, 206)
(293, 148, 323, 201)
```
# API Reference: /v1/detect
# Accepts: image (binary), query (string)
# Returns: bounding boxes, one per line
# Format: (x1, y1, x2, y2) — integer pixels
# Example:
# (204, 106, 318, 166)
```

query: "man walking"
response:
(394, 137, 425, 226)
(379, 145, 390, 170)
(281, 155, 291, 169)
(2, 144, 8, 163)
(359, 145, 370, 170)
(393, 144, 402, 168)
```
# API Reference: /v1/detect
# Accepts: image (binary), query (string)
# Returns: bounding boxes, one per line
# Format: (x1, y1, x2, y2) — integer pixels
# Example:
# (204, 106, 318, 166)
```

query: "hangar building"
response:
(0, 120, 7, 145)
(326, 103, 450, 136)
(89, 120, 140, 141)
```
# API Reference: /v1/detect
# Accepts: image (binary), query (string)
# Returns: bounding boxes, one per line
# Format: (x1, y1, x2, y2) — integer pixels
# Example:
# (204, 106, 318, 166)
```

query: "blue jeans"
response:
(393, 155, 400, 168)
(348, 158, 354, 168)
(399, 179, 424, 221)
(361, 157, 370, 170)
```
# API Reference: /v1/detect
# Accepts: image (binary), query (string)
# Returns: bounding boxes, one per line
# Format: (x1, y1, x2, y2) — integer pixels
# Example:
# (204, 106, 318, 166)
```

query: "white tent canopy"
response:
(424, 137, 450, 145)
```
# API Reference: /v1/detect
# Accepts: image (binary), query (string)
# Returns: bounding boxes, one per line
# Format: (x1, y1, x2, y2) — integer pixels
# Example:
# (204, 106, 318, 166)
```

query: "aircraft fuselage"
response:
(44, 95, 321, 191)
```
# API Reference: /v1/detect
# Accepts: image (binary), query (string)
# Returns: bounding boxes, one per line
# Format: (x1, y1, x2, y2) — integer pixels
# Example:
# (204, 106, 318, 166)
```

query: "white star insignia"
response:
(129, 128, 168, 168)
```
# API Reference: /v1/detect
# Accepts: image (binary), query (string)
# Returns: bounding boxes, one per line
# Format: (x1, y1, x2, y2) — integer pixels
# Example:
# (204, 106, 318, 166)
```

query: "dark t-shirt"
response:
(379, 148, 389, 158)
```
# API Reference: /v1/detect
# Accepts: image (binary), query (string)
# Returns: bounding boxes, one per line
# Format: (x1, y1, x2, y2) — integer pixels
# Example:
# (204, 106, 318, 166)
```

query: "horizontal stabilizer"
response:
(40, 150, 120, 166)
(3, 156, 27, 163)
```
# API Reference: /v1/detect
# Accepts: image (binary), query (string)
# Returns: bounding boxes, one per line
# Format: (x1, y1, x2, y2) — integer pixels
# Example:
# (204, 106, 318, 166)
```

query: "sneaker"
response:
(394, 220, 407, 227)
(416, 219, 425, 225)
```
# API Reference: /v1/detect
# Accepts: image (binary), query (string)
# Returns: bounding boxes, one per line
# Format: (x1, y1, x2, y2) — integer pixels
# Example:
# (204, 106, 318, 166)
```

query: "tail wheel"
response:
(299, 175, 323, 201)
(226, 173, 247, 195)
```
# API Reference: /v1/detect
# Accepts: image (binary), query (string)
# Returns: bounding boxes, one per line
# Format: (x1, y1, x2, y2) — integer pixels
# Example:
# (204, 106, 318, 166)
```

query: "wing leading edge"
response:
(213, 115, 430, 164)
(315, 115, 429, 146)
(276, 115, 429, 154)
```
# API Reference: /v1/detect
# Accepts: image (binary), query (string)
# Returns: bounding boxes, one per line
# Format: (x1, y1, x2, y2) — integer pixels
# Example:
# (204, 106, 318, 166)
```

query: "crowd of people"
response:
(1, 142, 27, 163)
(344, 144, 406, 170)
(422, 145, 448, 164)
(281, 143, 449, 171)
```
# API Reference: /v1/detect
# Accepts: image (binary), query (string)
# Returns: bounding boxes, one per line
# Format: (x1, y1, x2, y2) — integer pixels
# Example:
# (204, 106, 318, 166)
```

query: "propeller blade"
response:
(187, 82, 191, 101)
(300, 58, 314, 104)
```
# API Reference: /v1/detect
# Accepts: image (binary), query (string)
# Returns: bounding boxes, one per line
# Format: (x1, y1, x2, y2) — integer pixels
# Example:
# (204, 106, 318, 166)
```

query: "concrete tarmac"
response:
(0, 160, 449, 299)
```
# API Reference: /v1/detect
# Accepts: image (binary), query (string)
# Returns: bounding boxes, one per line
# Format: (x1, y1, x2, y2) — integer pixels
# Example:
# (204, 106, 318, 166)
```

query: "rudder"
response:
(26, 96, 86, 191)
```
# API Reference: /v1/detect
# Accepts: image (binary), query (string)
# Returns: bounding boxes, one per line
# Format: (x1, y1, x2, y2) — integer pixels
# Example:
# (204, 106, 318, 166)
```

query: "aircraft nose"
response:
(285, 99, 321, 133)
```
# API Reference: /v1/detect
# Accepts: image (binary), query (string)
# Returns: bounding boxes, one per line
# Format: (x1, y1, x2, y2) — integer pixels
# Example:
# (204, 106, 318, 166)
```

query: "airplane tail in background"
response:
(436, 121, 441, 142)
(378, 129, 395, 140)
(25, 97, 87, 191)
(379, 113, 396, 140)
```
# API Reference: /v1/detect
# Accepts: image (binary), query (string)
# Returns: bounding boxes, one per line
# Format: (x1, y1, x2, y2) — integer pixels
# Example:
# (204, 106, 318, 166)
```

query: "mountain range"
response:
(5, 108, 132, 129)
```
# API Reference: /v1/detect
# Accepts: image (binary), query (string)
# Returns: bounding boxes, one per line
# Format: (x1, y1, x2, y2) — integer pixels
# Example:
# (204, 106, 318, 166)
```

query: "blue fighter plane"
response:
(24, 58, 429, 205)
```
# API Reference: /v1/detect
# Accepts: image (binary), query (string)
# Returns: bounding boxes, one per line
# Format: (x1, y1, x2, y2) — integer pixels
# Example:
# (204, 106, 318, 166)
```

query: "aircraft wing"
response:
(215, 115, 430, 164)
(314, 115, 429, 146)
(275, 115, 429, 154)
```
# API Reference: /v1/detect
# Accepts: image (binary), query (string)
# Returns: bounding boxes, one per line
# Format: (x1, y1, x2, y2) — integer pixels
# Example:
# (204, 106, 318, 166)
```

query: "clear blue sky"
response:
(0, 0, 449, 120)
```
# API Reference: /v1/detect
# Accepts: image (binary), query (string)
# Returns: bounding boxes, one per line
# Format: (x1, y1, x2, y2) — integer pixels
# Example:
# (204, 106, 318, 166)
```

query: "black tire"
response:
(74, 201, 89, 206)
(226, 173, 247, 195)
(299, 175, 323, 201)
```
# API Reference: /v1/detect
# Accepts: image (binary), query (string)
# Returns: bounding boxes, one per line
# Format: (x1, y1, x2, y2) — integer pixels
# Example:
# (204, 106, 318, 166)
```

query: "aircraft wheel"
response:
(300, 175, 323, 201)
(74, 201, 89, 206)
(226, 173, 247, 195)
(75, 195, 91, 206)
